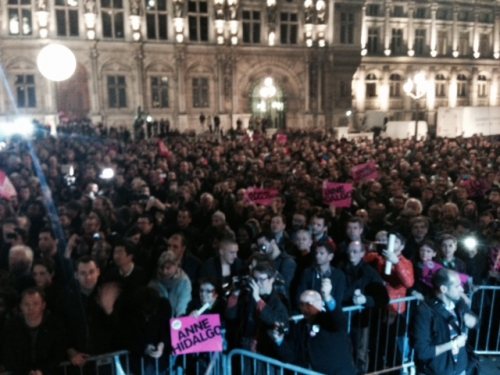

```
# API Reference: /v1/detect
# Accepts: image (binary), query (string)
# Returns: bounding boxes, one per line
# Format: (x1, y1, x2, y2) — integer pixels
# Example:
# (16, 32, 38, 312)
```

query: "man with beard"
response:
(410, 269, 478, 375)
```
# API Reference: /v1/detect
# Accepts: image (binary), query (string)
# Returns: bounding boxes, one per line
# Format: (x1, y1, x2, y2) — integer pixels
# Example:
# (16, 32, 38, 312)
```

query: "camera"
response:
(376, 243, 386, 255)
(275, 324, 289, 335)
(6, 232, 17, 240)
(232, 275, 252, 291)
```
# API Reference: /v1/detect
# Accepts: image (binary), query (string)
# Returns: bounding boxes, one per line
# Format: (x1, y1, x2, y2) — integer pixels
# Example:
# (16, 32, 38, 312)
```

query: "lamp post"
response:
(259, 77, 276, 128)
(403, 72, 428, 139)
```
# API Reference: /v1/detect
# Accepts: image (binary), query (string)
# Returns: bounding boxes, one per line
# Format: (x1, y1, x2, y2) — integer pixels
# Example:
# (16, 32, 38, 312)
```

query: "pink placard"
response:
(322, 181, 353, 208)
(352, 162, 378, 182)
(420, 261, 469, 287)
(246, 187, 279, 206)
(170, 314, 223, 355)
(0, 170, 17, 200)
(276, 134, 287, 144)
(462, 179, 490, 198)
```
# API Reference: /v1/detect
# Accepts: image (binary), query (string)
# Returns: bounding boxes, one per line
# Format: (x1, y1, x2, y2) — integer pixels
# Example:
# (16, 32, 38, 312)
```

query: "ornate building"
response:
(0, 0, 364, 131)
(355, 0, 500, 130)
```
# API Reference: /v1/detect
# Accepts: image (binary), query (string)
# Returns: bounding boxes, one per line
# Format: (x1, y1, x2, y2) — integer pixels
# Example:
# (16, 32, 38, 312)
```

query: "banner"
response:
(462, 179, 490, 198)
(276, 134, 287, 144)
(352, 162, 378, 182)
(322, 182, 353, 208)
(157, 138, 171, 159)
(0, 170, 17, 200)
(246, 187, 279, 206)
(170, 314, 223, 355)
(420, 261, 469, 287)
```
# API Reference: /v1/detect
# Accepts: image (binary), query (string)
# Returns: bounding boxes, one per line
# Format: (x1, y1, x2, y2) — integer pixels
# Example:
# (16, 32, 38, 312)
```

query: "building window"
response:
(436, 8, 449, 21)
(55, 0, 79, 37)
(479, 34, 490, 57)
(188, 0, 209, 42)
(435, 74, 446, 97)
(340, 81, 350, 97)
(151, 76, 169, 108)
(478, 13, 491, 24)
(340, 12, 355, 44)
(280, 12, 298, 44)
(458, 11, 469, 22)
(459, 32, 469, 56)
(242, 10, 260, 44)
(457, 74, 467, 98)
(366, 73, 377, 98)
(437, 31, 448, 55)
(391, 29, 404, 54)
(392, 6, 404, 18)
(367, 4, 379, 17)
(389, 74, 401, 97)
(414, 29, 426, 55)
(367, 27, 379, 54)
(101, 0, 124, 38)
(15, 74, 36, 108)
(108, 75, 127, 108)
(192, 77, 209, 108)
(415, 7, 427, 19)
(478, 75, 487, 98)
(8, 0, 32, 36)
(146, 0, 168, 40)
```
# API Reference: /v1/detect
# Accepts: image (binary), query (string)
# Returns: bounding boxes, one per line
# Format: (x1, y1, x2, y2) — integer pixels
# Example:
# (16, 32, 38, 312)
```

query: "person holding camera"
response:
(225, 262, 289, 358)
(272, 290, 356, 375)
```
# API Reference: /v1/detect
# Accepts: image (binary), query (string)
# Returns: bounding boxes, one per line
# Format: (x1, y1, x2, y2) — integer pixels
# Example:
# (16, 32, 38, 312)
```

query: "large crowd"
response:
(0, 122, 499, 375)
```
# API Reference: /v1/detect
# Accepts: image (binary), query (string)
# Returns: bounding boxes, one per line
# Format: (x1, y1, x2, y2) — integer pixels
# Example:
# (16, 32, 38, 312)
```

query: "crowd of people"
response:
(0, 123, 499, 375)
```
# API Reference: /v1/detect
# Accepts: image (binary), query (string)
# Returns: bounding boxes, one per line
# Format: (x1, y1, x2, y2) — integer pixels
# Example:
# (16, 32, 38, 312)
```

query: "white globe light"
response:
(37, 44, 77, 82)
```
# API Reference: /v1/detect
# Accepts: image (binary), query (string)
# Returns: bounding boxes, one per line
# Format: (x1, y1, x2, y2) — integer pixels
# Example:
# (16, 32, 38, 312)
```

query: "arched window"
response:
(457, 74, 467, 97)
(389, 74, 401, 97)
(478, 75, 488, 98)
(435, 74, 446, 97)
(366, 73, 377, 97)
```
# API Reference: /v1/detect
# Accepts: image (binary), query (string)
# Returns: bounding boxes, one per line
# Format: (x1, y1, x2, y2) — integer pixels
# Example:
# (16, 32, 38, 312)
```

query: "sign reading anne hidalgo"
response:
(352, 162, 378, 182)
(322, 181, 353, 208)
(246, 187, 279, 206)
(170, 315, 223, 355)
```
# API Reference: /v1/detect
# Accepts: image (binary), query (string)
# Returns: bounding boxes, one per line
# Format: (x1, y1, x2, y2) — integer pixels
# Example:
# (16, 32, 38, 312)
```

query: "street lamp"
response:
(403, 72, 428, 139)
(259, 77, 276, 128)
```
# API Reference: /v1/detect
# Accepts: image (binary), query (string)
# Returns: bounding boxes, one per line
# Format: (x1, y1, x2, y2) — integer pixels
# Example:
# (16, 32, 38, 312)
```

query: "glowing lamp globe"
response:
(37, 44, 77, 82)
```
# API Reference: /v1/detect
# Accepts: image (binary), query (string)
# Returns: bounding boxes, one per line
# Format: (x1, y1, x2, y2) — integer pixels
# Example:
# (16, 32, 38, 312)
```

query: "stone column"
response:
(470, 67, 478, 107)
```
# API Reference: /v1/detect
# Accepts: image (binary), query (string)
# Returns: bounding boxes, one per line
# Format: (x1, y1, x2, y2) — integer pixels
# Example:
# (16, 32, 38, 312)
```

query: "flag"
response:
(0, 170, 17, 200)
(158, 138, 171, 159)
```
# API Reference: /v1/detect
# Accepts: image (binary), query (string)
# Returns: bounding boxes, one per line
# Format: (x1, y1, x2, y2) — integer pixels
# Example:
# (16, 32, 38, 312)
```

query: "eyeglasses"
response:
(253, 276, 269, 284)
(200, 288, 215, 294)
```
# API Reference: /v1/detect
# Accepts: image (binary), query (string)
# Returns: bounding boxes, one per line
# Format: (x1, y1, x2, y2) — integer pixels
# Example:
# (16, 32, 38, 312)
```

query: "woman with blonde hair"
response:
(149, 250, 191, 317)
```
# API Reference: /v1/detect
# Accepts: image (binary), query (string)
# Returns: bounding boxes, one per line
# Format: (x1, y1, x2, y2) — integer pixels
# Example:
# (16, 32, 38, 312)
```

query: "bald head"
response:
(300, 290, 323, 318)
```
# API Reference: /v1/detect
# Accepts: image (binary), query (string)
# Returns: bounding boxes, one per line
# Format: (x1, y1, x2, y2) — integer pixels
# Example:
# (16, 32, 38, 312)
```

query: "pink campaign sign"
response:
(170, 314, 223, 355)
(420, 261, 469, 288)
(462, 179, 490, 198)
(246, 188, 279, 206)
(276, 134, 287, 144)
(322, 181, 353, 208)
(352, 162, 378, 182)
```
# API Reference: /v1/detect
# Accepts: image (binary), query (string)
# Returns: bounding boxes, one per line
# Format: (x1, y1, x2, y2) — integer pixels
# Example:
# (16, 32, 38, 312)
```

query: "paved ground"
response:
(480, 356, 500, 374)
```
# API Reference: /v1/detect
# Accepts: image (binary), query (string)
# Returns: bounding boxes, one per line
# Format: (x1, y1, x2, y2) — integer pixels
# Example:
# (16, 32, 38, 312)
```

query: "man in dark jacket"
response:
(410, 268, 478, 375)
(273, 290, 356, 375)
(226, 262, 289, 358)
(2, 287, 67, 375)
(199, 238, 245, 287)
(341, 241, 389, 375)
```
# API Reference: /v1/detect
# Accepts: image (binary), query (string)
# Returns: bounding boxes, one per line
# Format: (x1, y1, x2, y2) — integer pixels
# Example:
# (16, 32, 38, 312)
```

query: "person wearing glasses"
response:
(225, 262, 289, 358)
(187, 278, 225, 321)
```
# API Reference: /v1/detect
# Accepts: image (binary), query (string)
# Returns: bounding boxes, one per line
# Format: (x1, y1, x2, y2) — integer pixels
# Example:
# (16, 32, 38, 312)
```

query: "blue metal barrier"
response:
(468, 285, 500, 355)
(59, 350, 130, 375)
(227, 349, 324, 375)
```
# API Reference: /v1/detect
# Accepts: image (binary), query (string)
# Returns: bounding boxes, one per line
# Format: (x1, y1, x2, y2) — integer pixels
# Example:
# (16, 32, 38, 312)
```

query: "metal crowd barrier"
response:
(227, 349, 324, 375)
(467, 285, 500, 355)
(60, 350, 129, 375)
(55, 287, 500, 375)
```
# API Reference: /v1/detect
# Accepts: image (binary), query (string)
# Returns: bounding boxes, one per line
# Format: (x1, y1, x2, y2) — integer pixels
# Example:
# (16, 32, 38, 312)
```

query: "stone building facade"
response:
(0, 0, 364, 131)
